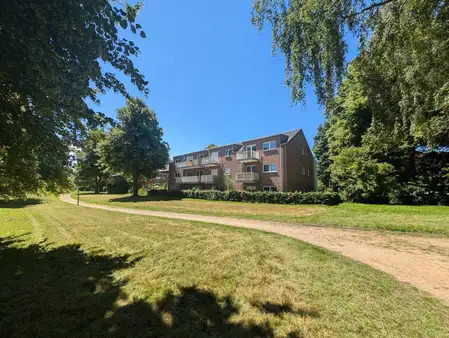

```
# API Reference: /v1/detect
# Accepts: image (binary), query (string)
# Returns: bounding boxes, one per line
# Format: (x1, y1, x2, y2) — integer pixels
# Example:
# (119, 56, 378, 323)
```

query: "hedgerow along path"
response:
(61, 194, 449, 305)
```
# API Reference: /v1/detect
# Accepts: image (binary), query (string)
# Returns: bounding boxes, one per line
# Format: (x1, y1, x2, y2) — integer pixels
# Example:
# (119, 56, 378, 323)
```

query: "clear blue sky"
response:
(91, 1, 356, 157)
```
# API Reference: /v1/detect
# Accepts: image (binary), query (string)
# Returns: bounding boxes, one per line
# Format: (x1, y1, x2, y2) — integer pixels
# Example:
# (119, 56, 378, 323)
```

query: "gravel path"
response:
(61, 194, 449, 304)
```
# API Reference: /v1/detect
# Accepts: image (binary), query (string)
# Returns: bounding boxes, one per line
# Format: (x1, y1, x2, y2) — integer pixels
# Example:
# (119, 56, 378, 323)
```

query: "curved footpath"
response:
(61, 194, 449, 305)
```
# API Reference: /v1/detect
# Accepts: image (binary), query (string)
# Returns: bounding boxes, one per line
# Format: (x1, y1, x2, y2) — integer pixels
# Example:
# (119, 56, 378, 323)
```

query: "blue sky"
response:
(91, 1, 356, 157)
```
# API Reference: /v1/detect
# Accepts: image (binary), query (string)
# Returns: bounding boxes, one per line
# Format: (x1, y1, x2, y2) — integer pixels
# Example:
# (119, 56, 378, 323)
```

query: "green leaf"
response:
(131, 24, 136, 34)
(140, 31, 146, 38)
(120, 20, 127, 29)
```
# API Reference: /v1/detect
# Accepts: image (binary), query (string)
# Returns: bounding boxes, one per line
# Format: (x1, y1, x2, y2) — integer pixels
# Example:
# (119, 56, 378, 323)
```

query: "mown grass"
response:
(74, 192, 449, 236)
(1, 198, 448, 336)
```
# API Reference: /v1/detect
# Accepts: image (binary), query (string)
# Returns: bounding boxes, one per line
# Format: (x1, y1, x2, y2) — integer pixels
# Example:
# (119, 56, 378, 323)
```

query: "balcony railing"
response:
(200, 174, 219, 183)
(236, 172, 260, 182)
(236, 150, 260, 162)
(175, 176, 201, 184)
(201, 157, 219, 166)
(175, 158, 202, 168)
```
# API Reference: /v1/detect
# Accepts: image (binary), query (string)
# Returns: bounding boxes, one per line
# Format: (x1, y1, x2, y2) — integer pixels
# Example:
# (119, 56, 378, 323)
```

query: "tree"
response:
(330, 147, 395, 203)
(313, 123, 332, 189)
(100, 98, 169, 197)
(252, 0, 449, 119)
(0, 0, 148, 199)
(206, 144, 217, 149)
(74, 130, 109, 194)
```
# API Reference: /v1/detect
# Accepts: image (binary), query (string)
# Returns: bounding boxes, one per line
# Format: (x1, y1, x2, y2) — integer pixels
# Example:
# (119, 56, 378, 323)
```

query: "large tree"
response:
(74, 130, 109, 194)
(252, 0, 449, 141)
(100, 98, 169, 197)
(0, 0, 148, 199)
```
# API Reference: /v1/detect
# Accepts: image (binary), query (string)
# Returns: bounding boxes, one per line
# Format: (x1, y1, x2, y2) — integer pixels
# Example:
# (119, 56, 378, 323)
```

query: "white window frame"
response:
(263, 186, 277, 192)
(246, 144, 256, 151)
(302, 167, 306, 175)
(246, 165, 257, 173)
(175, 158, 181, 164)
(186, 155, 194, 161)
(263, 140, 276, 151)
(301, 147, 305, 155)
(225, 149, 232, 157)
(211, 151, 219, 160)
(196, 170, 202, 177)
(224, 167, 231, 176)
(175, 172, 180, 178)
(263, 163, 277, 173)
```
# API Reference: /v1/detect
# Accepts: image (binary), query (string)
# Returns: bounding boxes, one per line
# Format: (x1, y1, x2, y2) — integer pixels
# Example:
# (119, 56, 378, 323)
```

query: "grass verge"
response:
(73, 192, 449, 236)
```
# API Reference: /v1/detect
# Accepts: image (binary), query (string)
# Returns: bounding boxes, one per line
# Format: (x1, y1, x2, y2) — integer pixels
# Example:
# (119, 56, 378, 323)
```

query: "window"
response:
(263, 186, 277, 192)
(225, 167, 231, 176)
(196, 170, 202, 177)
(263, 163, 277, 173)
(246, 144, 256, 151)
(162, 174, 167, 180)
(186, 155, 193, 161)
(308, 168, 311, 177)
(175, 158, 181, 164)
(175, 173, 180, 178)
(211, 151, 219, 160)
(246, 186, 257, 191)
(302, 167, 306, 175)
(246, 165, 256, 173)
(301, 147, 305, 155)
(263, 140, 276, 151)
(225, 149, 232, 157)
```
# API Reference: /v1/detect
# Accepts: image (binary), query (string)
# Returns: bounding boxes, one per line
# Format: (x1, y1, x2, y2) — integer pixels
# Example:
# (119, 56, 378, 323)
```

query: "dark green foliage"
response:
(107, 175, 130, 194)
(0, 0, 147, 199)
(182, 190, 342, 206)
(100, 98, 169, 197)
(74, 130, 109, 194)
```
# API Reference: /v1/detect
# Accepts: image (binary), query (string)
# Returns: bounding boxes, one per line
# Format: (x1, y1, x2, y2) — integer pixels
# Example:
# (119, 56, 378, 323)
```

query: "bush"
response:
(182, 190, 341, 205)
(148, 189, 183, 198)
(107, 175, 130, 194)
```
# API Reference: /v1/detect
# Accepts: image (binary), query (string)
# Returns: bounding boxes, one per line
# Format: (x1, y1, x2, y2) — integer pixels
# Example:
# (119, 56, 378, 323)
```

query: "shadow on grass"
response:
(0, 198, 42, 209)
(110, 194, 183, 203)
(0, 235, 306, 337)
(251, 301, 320, 318)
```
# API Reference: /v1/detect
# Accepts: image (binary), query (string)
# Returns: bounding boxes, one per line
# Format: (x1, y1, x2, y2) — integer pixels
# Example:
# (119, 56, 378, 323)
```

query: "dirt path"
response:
(61, 194, 449, 304)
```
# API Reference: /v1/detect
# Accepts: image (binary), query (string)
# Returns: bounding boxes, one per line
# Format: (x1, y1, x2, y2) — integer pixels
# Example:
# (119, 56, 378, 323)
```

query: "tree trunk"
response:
(132, 172, 139, 197)
(94, 176, 100, 194)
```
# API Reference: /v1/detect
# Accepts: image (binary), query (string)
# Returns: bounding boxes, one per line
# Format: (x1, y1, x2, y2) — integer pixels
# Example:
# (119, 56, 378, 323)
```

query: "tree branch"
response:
(343, 0, 396, 19)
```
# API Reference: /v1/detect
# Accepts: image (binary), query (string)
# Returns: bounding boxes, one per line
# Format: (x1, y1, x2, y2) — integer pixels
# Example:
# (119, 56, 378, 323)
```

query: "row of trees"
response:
(254, 0, 449, 204)
(74, 98, 169, 197)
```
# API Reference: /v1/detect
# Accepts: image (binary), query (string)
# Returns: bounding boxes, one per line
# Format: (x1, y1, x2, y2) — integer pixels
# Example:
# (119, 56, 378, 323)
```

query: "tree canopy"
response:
(0, 0, 148, 199)
(100, 98, 169, 197)
(74, 130, 109, 194)
(206, 144, 217, 149)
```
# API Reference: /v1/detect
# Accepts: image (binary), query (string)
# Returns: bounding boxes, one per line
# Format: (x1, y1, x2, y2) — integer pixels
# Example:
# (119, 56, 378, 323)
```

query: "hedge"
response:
(181, 189, 341, 205)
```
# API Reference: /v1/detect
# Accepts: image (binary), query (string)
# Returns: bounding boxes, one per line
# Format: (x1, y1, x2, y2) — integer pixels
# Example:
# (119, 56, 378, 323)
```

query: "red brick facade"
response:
(170, 129, 315, 192)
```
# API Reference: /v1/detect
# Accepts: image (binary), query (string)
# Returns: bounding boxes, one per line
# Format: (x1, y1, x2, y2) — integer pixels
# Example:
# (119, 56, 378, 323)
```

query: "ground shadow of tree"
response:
(109, 194, 183, 203)
(0, 198, 42, 208)
(0, 235, 306, 337)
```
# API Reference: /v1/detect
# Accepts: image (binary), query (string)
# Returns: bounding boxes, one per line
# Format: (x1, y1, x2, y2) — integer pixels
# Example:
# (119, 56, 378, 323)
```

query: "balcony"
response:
(175, 158, 202, 168)
(201, 174, 219, 184)
(236, 172, 260, 182)
(175, 176, 201, 184)
(236, 150, 260, 163)
(201, 157, 219, 166)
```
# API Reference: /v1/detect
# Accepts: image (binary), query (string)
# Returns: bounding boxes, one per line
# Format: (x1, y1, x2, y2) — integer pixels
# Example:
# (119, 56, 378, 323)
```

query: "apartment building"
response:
(171, 129, 315, 192)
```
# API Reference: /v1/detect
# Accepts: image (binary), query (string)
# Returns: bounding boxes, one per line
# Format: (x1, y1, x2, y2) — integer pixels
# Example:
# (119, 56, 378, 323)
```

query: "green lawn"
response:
(1, 198, 448, 337)
(74, 192, 449, 236)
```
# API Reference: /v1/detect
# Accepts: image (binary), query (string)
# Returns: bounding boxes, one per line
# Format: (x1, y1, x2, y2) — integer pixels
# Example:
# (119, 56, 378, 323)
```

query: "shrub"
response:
(107, 175, 130, 194)
(148, 189, 183, 198)
(182, 190, 341, 205)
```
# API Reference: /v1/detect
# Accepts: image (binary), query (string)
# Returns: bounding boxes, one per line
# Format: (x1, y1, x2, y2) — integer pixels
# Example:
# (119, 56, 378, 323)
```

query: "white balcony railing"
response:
(175, 176, 201, 184)
(175, 158, 203, 168)
(201, 157, 219, 165)
(236, 172, 260, 182)
(236, 150, 260, 162)
(201, 174, 219, 183)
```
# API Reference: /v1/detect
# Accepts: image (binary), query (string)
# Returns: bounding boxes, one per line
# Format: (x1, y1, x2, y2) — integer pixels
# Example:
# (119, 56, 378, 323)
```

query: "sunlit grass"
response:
(74, 192, 449, 236)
